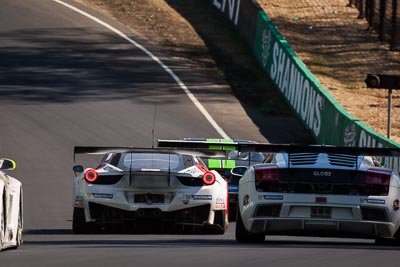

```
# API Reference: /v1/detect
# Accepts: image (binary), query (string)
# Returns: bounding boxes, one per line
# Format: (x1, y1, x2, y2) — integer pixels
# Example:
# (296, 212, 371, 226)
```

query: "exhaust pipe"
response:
(137, 209, 145, 217)
(153, 209, 161, 217)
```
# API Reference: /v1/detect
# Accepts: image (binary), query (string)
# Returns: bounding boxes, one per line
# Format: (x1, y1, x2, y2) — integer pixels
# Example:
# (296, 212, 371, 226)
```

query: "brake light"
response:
(84, 169, 98, 183)
(254, 165, 279, 181)
(365, 169, 391, 185)
(202, 171, 216, 185)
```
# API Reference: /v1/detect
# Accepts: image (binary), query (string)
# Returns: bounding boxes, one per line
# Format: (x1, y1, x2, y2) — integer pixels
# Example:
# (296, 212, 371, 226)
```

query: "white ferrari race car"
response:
(72, 147, 228, 234)
(233, 143, 400, 244)
(0, 158, 23, 251)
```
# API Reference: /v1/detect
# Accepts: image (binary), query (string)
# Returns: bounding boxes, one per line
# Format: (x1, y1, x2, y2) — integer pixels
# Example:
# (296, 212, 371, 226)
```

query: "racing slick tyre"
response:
(376, 229, 400, 246)
(15, 211, 22, 248)
(206, 210, 226, 235)
(375, 238, 400, 246)
(73, 208, 94, 234)
(235, 208, 264, 243)
(1, 190, 6, 250)
(11, 199, 23, 250)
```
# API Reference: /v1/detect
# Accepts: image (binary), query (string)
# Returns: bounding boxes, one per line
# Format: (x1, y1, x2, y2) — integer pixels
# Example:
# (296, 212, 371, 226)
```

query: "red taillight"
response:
(365, 169, 391, 185)
(202, 171, 216, 185)
(254, 165, 279, 181)
(84, 169, 98, 183)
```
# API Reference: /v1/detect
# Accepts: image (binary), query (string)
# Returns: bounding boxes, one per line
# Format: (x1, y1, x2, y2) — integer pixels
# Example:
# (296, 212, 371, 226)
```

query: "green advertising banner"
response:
(252, 11, 400, 171)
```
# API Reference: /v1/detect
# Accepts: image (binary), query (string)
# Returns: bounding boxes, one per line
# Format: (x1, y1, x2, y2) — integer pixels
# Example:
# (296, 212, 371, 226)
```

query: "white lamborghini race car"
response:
(0, 158, 23, 251)
(72, 147, 228, 234)
(233, 143, 400, 244)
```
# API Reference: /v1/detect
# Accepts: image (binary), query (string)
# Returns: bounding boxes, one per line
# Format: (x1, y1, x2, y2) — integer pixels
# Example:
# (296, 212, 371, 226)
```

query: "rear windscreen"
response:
(119, 153, 182, 171)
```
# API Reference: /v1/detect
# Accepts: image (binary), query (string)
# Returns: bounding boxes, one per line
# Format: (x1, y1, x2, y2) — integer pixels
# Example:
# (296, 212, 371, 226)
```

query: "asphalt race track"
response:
(0, 0, 399, 266)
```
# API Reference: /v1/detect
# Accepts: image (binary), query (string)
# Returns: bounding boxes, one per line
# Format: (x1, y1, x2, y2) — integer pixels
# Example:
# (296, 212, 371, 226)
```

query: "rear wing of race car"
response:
(236, 143, 400, 156)
(73, 146, 227, 162)
(158, 139, 400, 156)
(158, 139, 400, 171)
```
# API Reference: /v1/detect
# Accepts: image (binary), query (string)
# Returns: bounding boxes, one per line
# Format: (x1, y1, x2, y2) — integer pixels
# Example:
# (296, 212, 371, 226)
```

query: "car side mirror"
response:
(231, 166, 247, 177)
(0, 158, 16, 170)
(73, 165, 84, 175)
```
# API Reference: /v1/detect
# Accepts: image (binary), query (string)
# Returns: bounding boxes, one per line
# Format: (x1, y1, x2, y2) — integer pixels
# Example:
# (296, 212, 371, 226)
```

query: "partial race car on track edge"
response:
(0, 158, 23, 251)
(72, 146, 228, 234)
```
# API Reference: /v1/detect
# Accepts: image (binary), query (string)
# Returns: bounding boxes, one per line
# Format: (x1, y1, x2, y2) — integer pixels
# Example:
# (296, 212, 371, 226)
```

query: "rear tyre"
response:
(12, 199, 23, 249)
(15, 213, 22, 248)
(208, 210, 226, 235)
(375, 238, 400, 246)
(0, 189, 6, 250)
(72, 208, 93, 234)
(376, 229, 400, 246)
(235, 207, 264, 243)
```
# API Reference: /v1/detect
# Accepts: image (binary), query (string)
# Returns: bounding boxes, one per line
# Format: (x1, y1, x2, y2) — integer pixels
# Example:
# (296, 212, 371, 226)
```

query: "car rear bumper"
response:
(84, 202, 226, 232)
(88, 202, 211, 223)
(247, 217, 396, 238)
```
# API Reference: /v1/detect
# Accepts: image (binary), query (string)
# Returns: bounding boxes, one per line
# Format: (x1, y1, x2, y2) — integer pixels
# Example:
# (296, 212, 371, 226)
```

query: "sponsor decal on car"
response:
(313, 171, 332, 177)
(263, 195, 284, 201)
(228, 184, 238, 192)
(93, 193, 113, 199)
(393, 199, 399, 211)
(243, 195, 250, 206)
(361, 198, 385, 205)
(74, 195, 84, 207)
(192, 195, 212, 200)
(87, 193, 114, 199)
(215, 197, 225, 208)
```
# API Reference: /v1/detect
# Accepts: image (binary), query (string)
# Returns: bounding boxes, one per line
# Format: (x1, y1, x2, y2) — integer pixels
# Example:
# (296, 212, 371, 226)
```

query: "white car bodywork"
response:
(73, 148, 228, 234)
(0, 159, 23, 251)
(236, 146, 400, 244)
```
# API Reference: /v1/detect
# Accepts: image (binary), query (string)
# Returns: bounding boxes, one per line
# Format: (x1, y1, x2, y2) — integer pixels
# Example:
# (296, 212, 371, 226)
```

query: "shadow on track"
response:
(0, 28, 229, 105)
(26, 229, 74, 235)
(23, 229, 400, 251)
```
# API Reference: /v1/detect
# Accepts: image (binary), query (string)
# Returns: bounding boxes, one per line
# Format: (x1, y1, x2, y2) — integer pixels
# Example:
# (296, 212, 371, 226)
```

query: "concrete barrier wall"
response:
(211, 0, 260, 47)
(211, 0, 400, 171)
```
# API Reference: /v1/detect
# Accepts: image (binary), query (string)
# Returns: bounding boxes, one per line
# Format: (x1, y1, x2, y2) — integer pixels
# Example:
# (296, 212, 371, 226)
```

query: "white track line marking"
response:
(52, 0, 230, 139)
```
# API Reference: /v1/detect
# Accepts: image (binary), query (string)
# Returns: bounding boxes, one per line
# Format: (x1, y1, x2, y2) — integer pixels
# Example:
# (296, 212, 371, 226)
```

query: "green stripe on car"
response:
(208, 159, 236, 169)
(223, 160, 236, 169)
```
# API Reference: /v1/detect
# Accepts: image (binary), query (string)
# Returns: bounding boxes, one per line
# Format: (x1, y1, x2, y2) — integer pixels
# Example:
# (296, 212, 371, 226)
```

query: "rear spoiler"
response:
(158, 140, 400, 172)
(236, 143, 400, 156)
(73, 146, 226, 162)
(158, 140, 400, 156)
